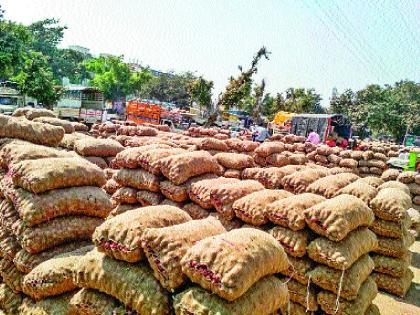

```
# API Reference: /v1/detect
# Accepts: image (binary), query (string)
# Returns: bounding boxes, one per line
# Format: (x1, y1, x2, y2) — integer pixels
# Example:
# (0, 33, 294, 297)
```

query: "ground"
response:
(373, 240, 420, 315)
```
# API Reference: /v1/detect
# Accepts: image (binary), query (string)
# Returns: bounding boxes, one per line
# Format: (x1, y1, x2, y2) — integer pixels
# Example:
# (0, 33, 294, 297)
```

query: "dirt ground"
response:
(373, 240, 420, 315)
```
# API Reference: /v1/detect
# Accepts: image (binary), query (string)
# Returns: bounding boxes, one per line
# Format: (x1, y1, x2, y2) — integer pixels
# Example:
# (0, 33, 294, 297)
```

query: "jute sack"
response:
(317, 276, 378, 315)
(74, 138, 124, 157)
(408, 183, 420, 195)
(0, 142, 73, 169)
(93, 205, 191, 262)
(304, 194, 374, 242)
(372, 233, 414, 258)
(306, 173, 360, 198)
(397, 171, 417, 184)
(266, 153, 289, 167)
(182, 203, 210, 220)
(223, 168, 242, 179)
(268, 226, 309, 258)
(9, 157, 106, 193)
(381, 169, 400, 181)
(0, 258, 24, 292)
(111, 187, 138, 205)
(188, 177, 239, 209)
(214, 152, 254, 170)
(210, 180, 265, 220)
(279, 301, 311, 315)
(279, 255, 313, 285)
(84, 156, 108, 169)
(0, 229, 21, 260)
(72, 122, 88, 132)
(284, 278, 318, 311)
(20, 216, 102, 254)
(160, 151, 224, 185)
(416, 173, 420, 185)
(370, 215, 411, 238)
(0, 283, 23, 314)
(370, 188, 412, 222)
(335, 181, 378, 204)
(0, 114, 64, 147)
(377, 181, 410, 196)
(32, 117, 75, 134)
(107, 204, 139, 219)
(18, 292, 76, 315)
(137, 148, 186, 175)
(59, 132, 93, 150)
(339, 158, 358, 169)
(70, 288, 135, 315)
(173, 276, 289, 315)
(22, 246, 93, 300)
(197, 138, 229, 151)
(160, 180, 188, 203)
(6, 186, 112, 227)
(281, 169, 328, 194)
(266, 193, 326, 231)
(137, 190, 163, 206)
(113, 144, 171, 169)
(371, 269, 413, 298)
(307, 228, 378, 270)
(113, 168, 160, 192)
(308, 254, 374, 301)
(241, 167, 283, 189)
(13, 241, 92, 274)
(142, 217, 225, 290)
(102, 179, 121, 195)
(13, 108, 56, 120)
(181, 228, 289, 301)
(371, 251, 412, 277)
(365, 304, 381, 315)
(232, 189, 292, 225)
(355, 177, 384, 189)
(74, 250, 171, 315)
(254, 142, 285, 157)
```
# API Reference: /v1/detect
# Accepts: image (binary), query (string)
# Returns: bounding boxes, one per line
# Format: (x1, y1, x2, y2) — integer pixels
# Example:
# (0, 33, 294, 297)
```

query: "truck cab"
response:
(0, 81, 24, 115)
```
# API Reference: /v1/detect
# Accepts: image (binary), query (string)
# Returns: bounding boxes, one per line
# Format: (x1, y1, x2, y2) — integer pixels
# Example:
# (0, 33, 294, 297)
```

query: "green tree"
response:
(55, 48, 92, 84)
(13, 51, 61, 108)
(188, 76, 214, 112)
(283, 88, 323, 113)
(86, 55, 152, 101)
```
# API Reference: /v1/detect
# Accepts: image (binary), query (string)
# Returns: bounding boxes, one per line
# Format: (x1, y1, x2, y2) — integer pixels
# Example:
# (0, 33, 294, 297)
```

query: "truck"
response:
(0, 81, 25, 115)
(126, 99, 163, 125)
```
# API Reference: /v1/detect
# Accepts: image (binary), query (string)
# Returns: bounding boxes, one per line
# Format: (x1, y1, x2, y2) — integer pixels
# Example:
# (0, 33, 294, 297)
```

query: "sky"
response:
(2, 0, 419, 107)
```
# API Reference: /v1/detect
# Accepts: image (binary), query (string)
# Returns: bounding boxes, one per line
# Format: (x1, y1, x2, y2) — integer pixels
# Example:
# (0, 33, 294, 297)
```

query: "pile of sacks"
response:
(360, 141, 402, 158)
(253, 142, 309, 167)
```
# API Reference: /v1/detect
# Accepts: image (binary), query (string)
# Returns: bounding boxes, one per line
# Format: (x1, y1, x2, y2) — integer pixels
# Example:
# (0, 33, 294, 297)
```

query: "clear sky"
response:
(2, 0, 419, 107)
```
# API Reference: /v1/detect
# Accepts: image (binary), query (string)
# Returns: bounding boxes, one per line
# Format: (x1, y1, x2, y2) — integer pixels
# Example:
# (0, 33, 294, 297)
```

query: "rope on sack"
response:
(281, 263, 296, 285)
(286, 300, 291, 315)
(334, 269, 345, 314)
(305, 274, 312, 312)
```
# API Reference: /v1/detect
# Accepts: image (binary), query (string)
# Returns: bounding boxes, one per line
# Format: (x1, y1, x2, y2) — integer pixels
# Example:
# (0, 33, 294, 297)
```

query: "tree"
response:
(188, 76, 214, 112)
(13, 51, 61, 108)
(86, 55, 152, 101)
(283, 88, 323, 113)
(55, 48, 92, 84)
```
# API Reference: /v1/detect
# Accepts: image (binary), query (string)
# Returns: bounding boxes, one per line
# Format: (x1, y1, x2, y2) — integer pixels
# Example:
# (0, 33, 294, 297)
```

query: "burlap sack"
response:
(84, 156, 108, 169)
(223, 168, 242, 179)
(138, 148, 186, 175)
(102, 179, 121, 195)
(308, 254, 374, 301)
(370, 216, 411, 238)
(279, 255, 313, 285)
(372, 233, 414, 258)
(70, 288, 135, 315)
(254, 142, 285, 157)
(0, 283, 23, 314)
(107, 204, 139, 219)
(378, 181, 410, 195)
(306, 173, 359, 198)
(20, 216, 102, 254)
(408, 183, 420, 195)
(0, 230, 21, 260)
(335, 181, 378, 204)
(339, 158, 358, 169)
(281, 169, 328, 194)
(111, 187, 138, 205)
(32, 117, 75, 134)
(22, 246, 93, 299)
(370, 188, 412, 222)
(197, 138, 229, 151)
(358, 166, 370, 174)
(268, 226, 309, 258)
(214, 152, 254, 170)
(371, 251, 412, 277)
(142, 217, 225, 290)
(304, 195, 374, 241)
(315, 154, 328, 164)
(266, 193, 326, 231)
(242, 166, 301, 189)
(397, 171, 417, 184)
(307, 228, 378, 270)
(0, 142, 73, 169)
(181, 228, 289, 301)
(355, 177, 384, 189)
(13, 108, 56, 120)
(113, 144, 171, 169)
(327, 154, 342, 164)
(210, 180, 265, 220)
(413, 196, 420, 206)
(371, 269, 413, 298)
(254, 155, 268, 166)
(19, 292, 77, 315)
(284, 278, 318, 311)
(416, 173, 420, 185)
(173, 276, 288, 315)
(188, 177, 239, 209)
(266, 153, 289, 167)
(365, 304, 381, 315)
(317, 276, 377, 315)
(160, 180, 188, 203)
(93, 205, 191, 262)
(366, 159, 386, 169)
(160, 151, 223, 185)
(71, 122, 88, 132)
(74, 138, 124, 157)
(232, 189, 292, 225)
(13, 241, 92, 274)
(0, 258, 24, 292)
(74, 250, 170, 315)
(10, 157, 106, 193)
(5, 186, 112, 227)
(0, 114, 64, 146)
(114, 168, 160, 192)
(328, 167, 357, 175)
(209, 213, 242, 231)
(279, 301, 310, 315)
(381, 169, 400, 181)
(137, 190, 163, 206)
(182, 203, 210, 220)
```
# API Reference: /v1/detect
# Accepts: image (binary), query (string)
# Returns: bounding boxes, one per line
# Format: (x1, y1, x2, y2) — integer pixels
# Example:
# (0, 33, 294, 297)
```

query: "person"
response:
(337, 137, 349, 148)
(253, 122, 270, 143)
(325, 137, 337, 147)
(306, 129, 320, 145)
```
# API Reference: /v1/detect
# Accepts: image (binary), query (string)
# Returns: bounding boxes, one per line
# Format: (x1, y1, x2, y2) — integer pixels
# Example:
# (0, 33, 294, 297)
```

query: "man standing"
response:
(253, 123, 270, 143)
(306, 129, 320, 145)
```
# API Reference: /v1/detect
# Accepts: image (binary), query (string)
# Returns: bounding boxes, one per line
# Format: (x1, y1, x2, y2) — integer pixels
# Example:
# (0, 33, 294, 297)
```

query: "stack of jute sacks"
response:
(369, 180, 415, 297)
(253, 141, 309, 167)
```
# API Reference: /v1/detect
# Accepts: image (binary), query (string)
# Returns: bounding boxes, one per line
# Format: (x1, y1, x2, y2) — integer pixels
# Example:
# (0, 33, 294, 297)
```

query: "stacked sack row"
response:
(253, 142, 309, 167)
(360, 141, 402, 158)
